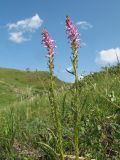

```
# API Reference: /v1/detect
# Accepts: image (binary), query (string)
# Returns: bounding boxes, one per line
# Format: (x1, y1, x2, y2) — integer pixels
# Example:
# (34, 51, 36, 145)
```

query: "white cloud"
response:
(9, 32, 29, 43)
(76, 21, 93, 30)
(7, 14, 43, 32)
(95, 48, 120, 65)
(7, 14, 43, 43)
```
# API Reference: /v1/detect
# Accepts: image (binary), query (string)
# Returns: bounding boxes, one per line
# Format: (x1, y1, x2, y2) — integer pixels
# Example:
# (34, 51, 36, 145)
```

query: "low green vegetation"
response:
(0, 65, 120, 159)
(0, 68, 65, 106)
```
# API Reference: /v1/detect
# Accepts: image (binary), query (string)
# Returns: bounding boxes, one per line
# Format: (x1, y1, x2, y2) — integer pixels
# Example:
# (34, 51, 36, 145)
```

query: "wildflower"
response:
(65, 16, 80, 160)
(41, 29, 64, 160)
(42, 29, 56, 57)
(42, 29, 56, 70)
(66, 16, 80, 49)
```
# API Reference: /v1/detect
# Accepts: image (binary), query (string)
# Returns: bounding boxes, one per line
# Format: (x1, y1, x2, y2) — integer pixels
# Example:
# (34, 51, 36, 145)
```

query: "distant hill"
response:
(0, 68, 65, 106)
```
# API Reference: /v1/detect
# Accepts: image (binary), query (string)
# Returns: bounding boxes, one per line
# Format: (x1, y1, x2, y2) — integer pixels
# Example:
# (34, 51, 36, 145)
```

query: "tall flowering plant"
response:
(42, 29, 55, 74)
(42, 29, 64, 160)
(66, 16, 80, 79)
(66, 16, 80, 160)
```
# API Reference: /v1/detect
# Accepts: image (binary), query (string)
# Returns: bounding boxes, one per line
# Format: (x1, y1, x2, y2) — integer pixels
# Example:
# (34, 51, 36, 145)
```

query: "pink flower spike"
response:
(42, 29, 56, 57)
(66, 16, 80, 48)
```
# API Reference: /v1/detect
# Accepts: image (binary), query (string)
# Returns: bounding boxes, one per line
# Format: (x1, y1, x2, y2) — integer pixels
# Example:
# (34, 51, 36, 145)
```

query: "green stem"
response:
(72, 46, 79, 160)
(49, 57, 64, 160)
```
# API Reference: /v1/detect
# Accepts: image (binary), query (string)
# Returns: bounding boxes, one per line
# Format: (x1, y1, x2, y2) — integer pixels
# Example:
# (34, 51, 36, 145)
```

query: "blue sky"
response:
(0, 0, 120, 82)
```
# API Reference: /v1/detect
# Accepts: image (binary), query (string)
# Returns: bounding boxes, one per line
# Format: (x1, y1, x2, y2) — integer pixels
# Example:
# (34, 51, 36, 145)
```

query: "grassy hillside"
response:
(0, 65, 120, 159)
(0, 67, 65, 106)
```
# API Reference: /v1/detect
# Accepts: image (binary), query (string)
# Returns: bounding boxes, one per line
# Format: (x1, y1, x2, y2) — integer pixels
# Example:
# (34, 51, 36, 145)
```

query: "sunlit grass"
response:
(0, 65, 120, 159)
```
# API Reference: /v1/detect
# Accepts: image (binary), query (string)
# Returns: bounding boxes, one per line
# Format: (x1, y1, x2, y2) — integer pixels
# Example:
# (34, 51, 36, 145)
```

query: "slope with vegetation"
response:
(0, 65, 120, 159)
(0, 67, 65, 106)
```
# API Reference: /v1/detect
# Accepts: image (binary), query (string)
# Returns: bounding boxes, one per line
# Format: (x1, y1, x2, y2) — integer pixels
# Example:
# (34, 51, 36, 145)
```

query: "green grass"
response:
(0, 67, 65, 106)
(0, 65, 120, 159)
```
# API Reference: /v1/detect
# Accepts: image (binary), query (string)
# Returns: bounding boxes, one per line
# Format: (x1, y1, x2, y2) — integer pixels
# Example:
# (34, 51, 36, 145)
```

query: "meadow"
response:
(0, 65, 120, 160)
